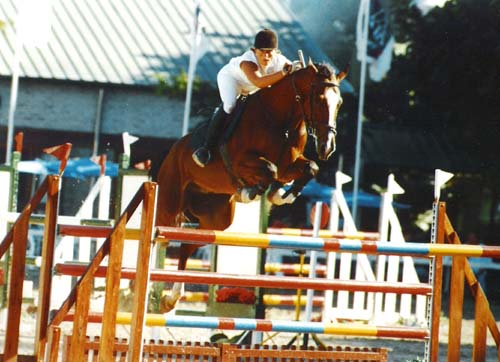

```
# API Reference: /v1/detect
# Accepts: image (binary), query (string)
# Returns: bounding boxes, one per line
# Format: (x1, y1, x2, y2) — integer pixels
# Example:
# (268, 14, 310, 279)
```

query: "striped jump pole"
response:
(155, 226, 500, 258)
(267, 227, 380, 240)
(182, 293, 324, 307)
(62, 313, 429, 340)
(262, 294, 324, 307)
(162, 259, 326, 277)
(265, 262, 326, 277)
(54, 264, 433, 295)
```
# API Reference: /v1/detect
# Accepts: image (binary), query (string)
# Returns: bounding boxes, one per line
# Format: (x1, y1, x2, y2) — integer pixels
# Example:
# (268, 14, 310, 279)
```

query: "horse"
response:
(155, 60, 347, 312)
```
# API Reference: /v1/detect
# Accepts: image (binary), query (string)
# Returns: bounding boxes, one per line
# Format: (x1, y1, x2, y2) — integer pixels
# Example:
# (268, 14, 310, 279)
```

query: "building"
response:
(0, 0, 352, 167)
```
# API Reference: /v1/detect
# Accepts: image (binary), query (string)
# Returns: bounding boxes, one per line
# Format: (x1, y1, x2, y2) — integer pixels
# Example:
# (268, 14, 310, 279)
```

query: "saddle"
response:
(190, 96, 249, 152)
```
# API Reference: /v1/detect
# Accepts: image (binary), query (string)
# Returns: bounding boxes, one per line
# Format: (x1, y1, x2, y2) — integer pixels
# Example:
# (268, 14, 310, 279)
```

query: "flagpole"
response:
(5, 26, 23, 166)
(352, 0, 370, 224)
(182, 0, 201, 137)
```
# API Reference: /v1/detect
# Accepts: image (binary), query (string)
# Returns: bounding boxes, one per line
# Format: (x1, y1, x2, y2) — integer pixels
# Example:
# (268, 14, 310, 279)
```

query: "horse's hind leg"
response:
(160, 193, 235, 313)
(188, 193, 235, 230)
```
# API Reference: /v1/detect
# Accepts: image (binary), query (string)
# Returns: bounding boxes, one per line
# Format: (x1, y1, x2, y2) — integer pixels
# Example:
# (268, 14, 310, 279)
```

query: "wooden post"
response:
(473, 284, 488, 361)
(68, 278, 92, 362)
(49, 184, 144, 329)
(98, 215, 126, 362)
(447, 255, 465, 361)
(445, 213, 500, 360)
(127, 182, 157, 362)
(46, 326, 61, 362)
(3, 210, 30, 362)
(35, 175, 60, 359)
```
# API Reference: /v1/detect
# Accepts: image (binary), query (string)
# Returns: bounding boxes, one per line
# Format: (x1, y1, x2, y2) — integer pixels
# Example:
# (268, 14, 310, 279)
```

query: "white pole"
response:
(5, 34, 23, 165)
(352, 0, 370, 224)
(5, 0, 52, 165)
(304, 201, 323, 322)
(182, 0, 202, 137)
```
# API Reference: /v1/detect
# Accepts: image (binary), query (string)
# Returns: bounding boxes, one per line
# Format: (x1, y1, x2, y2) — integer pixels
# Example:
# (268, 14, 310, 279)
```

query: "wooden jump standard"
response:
(3, 175, 500, 361)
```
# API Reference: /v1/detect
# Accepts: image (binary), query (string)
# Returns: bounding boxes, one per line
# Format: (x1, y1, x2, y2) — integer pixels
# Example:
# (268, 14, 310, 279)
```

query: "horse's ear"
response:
(336, 63, 350, 82)
(308, 57, 318, 72)
(336, 71, 347, 82)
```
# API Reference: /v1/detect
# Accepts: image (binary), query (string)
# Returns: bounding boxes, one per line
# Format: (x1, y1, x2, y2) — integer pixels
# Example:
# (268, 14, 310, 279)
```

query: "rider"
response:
(192, 28, 293, 167)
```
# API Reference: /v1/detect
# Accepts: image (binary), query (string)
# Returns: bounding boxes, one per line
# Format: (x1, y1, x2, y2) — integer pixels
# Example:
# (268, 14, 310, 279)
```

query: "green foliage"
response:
(148, 282, 165, 313)
(371, 0, 499, 127)
(365, 0, 500, 234)
(153, 70, 219, 116)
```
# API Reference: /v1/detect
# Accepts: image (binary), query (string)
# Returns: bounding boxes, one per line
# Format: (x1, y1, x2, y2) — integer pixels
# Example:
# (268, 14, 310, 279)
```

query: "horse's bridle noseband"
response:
(291, 72, 340, 137)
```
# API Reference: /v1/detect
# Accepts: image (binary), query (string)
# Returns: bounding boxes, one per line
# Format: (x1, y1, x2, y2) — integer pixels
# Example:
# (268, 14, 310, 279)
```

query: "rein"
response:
(291, 71, 339, 137)
(219, 69, 340, 190)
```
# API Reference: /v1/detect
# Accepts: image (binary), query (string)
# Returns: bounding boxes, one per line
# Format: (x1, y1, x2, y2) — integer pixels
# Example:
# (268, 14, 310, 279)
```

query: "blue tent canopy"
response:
(300, 179, 409, 209)
(18, 158, 119, 178)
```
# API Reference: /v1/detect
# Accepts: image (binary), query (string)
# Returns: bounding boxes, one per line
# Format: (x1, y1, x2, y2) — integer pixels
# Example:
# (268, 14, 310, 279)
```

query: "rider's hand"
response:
(291, 60, 304, 72)
(282, 63, 293, 75)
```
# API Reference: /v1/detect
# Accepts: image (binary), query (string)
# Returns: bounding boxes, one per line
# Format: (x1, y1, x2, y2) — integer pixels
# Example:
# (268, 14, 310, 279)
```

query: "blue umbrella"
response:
(300, 179, 409, 209)
(19, 158, 119, 178)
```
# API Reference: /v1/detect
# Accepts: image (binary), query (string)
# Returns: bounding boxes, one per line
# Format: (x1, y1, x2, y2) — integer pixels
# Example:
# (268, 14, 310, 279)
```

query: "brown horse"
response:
(156, 61, 347, 311)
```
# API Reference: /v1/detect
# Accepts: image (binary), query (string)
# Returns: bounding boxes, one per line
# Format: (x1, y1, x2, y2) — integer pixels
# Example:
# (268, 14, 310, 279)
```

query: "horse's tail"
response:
(155, 139, 187, 227)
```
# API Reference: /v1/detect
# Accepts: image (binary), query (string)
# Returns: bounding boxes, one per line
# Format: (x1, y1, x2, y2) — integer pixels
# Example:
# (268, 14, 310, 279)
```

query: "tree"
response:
(364, 0, 500, 237)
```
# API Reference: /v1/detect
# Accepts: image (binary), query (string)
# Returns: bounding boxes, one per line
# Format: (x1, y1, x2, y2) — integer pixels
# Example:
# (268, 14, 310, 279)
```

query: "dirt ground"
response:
(1, 293, 499, 362)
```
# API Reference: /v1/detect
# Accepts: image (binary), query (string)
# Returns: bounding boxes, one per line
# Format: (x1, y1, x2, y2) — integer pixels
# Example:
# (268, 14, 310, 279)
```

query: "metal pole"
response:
(92, 89, 104, 157)
(352, 0, 370, 224)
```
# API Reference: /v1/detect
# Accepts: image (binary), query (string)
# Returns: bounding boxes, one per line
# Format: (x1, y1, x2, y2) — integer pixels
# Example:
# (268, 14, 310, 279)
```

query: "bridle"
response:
(290, 70, 340, 138)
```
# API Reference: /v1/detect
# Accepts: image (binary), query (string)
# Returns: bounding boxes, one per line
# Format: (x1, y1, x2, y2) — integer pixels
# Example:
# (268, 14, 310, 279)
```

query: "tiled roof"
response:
(0, 0, 353, 92)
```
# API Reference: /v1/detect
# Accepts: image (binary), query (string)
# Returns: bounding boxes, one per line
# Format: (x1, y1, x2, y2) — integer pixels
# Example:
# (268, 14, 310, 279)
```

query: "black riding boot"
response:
(192, 106, 227, 167)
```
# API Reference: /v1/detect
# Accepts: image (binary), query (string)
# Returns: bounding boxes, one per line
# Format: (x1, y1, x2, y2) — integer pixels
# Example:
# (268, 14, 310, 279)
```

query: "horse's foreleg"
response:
(268, 158, 319, 205)
(235, 157, 278, 202)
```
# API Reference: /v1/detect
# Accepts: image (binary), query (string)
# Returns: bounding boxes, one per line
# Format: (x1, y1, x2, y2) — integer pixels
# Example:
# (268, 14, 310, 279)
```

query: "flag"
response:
(43, 143, 72, 174)
(122, 132, 139, 157)
(413, 0, 450, 16)
(14, 132, 24, 152)
(356, 0, 395, 81)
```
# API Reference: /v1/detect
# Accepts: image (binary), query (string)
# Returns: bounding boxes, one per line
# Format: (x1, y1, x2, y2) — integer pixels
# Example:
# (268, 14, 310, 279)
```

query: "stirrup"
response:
(192, 147, 211, 167)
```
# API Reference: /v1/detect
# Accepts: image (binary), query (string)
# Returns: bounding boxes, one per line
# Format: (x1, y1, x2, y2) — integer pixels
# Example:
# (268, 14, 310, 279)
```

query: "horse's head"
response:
(292, 61, 348, 161)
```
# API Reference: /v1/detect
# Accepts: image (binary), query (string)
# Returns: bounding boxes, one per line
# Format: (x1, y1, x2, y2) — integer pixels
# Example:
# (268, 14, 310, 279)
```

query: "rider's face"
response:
(254, 48, 276, 68)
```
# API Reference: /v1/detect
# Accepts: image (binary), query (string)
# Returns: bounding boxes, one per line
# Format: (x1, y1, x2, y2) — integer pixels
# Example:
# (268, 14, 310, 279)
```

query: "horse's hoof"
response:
(159, 295, 177, 313)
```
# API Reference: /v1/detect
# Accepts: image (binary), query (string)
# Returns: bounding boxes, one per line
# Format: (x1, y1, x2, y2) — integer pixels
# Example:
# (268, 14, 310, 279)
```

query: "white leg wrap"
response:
(237, 188, 261, 203)
(269, 187, 297, 205)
